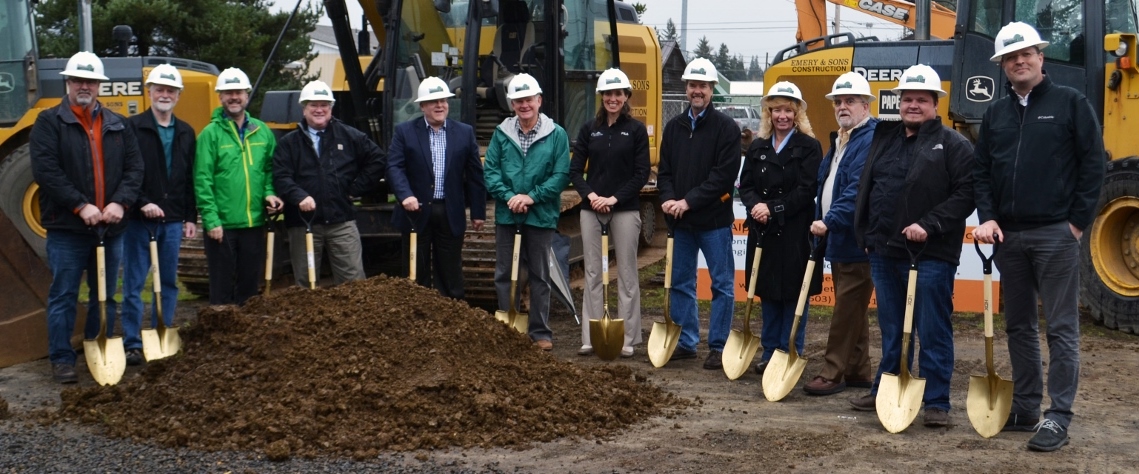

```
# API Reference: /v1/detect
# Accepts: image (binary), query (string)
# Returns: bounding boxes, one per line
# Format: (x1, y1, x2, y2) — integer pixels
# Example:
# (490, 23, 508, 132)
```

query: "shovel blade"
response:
(589, 317, 625, 361)
(876, 372, 926, 433)
(966, 373, 1014, 438)
(83, 336, 126, 386)
(647, 321, 682, 367)
(722, 330, 761, 380)
(141, 326, 182, 362)
(761, 350, 807, 401)
(494, 310, 528, 334)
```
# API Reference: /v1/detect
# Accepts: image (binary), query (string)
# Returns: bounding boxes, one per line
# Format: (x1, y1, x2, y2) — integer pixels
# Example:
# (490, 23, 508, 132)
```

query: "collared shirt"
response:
(774, 129, 795, 153)
(1015, 89, 1031, 106)
(426, 117, 447, 200)
(154, 113, 176, 177)
(517, 116, 542, 157)
(228, 114, 250, 142)
(306, 125, 324, 156)
(688, 106, 707, 131)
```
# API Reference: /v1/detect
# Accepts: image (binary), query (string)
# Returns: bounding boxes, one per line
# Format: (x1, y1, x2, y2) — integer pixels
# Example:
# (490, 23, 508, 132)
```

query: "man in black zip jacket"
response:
(972, 22, 1104, 452)
(273, 80, 386, 287)
(658, 57, 742, 369)
(851, 65, 975, 428)
(121, 65, 197, 366)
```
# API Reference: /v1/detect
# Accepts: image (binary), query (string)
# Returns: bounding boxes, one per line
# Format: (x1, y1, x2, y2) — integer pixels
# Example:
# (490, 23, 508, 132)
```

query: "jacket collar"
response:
(1004, 72, 1053, 101)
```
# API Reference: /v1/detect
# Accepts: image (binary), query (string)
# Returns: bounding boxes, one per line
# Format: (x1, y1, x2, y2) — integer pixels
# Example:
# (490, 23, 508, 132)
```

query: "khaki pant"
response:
(818, 261, 874, 382)
(579, 209, 642, 349)
(287, 221, 365, 287)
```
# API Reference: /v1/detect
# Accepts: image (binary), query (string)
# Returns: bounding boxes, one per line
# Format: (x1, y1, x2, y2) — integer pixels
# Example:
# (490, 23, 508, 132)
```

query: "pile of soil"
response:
(0, 395, 7, 419)
(51, 276, 685, 460)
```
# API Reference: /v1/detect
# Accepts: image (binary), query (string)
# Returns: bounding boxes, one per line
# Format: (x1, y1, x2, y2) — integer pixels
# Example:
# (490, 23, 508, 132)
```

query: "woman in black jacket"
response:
(738, 82, 823, 375)
(569, 68, 651, 358)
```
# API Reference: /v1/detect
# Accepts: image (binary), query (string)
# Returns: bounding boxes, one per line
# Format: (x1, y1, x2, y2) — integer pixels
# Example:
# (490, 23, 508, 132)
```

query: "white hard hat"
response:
(506, 73, 542, 100)
(299, 80, 336, 104)
(990, 21, 1049, 62)
(415, 77, 455, 102)
(596, 68, 631, 93)
(681, 57, 718, 83)
(146, 64, 183, 89)
(825, 71, 876, 102)
(893, 64, 946, 98)
(60, 51, 109, 81)
(215, 67, 252, 91)
(764, 81, 807, 110)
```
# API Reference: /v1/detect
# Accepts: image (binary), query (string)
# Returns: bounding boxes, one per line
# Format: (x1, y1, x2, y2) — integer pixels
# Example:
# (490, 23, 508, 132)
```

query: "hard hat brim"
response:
(990, 40, 1050, 62)
(825, 91, 876, 102)
(147, 80, 183, 89)
(60, 70, 109, 81)
(215, 84, 251, 92)
(763, 94, 807, 111)
(506, 89, 542, 100)
(893, 86, 948, 98)
(415, 91, 456, 102)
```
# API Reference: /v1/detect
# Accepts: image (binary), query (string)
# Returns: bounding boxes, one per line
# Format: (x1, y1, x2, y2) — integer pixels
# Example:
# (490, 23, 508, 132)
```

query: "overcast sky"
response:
(270, 0, 905, 68)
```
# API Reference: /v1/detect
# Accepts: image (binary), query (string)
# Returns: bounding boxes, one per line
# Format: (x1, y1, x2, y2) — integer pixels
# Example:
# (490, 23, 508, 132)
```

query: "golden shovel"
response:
(300, 210, 317, 289)
(263, 214, 281, 297)
(83, 227, 126, 386)
(495, 224, 528, 333)
(966, 241, 1013, 438)
(762, 236, 823, 401)
(647, 219, 682, 367)
(589, 214, 624, 361)
(876, 242, 926, 433)
(723, 223, 765, 380)
(140, 222, 181, 361)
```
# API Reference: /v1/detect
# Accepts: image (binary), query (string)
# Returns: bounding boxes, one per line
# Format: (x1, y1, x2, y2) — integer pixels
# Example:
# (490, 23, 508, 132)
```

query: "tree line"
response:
(657, 18, 763, 82)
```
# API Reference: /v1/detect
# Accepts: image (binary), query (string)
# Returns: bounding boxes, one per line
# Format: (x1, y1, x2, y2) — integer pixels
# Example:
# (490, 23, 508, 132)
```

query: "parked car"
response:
(721, 105, 761, 132)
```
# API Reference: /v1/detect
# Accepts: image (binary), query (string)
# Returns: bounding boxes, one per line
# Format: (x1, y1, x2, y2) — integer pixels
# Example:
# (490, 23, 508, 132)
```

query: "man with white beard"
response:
(120, 64, 199, 365)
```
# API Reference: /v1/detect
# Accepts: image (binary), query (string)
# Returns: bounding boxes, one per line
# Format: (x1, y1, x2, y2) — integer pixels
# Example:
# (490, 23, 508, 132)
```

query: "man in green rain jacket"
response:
(194, 67, 282, 305)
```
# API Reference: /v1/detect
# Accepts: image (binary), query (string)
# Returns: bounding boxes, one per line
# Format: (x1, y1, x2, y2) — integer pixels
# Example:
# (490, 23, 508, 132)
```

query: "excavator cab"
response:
(0, 0, 37, 127)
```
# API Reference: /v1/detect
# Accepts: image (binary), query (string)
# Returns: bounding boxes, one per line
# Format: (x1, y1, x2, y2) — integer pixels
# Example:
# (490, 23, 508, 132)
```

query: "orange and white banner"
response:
(695, 200, 1000, 312)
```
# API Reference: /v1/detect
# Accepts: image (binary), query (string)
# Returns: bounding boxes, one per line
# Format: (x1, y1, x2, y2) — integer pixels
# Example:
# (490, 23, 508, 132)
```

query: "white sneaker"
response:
(620, 346, 634, 358)
(577, 345, 593, 356)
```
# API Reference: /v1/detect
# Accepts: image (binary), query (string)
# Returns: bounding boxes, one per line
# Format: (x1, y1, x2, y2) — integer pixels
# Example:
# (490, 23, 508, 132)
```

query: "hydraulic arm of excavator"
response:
(795, 0, 956, 46)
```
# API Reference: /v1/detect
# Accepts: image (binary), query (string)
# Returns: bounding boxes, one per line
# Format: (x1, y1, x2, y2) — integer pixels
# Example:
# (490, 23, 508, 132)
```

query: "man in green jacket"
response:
(484, 73, 571, 350)
(194, 67, 282, 305)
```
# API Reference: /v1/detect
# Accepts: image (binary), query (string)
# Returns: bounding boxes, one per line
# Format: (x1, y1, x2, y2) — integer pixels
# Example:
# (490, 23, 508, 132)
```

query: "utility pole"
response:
(79, 0, 94, 52)
(833, 3, 841, 35)
(681, 0, 688, 54)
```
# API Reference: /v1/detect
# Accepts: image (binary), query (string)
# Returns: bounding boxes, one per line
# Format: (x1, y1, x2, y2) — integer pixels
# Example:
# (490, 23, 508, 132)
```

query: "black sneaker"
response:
(1003, 413, 1040, 432)
(126, 349, 144, 366)
(702, 350, 723, 370)
(52, 364, 77, 384)
(1027, 419, 1070, 452)
(669, 347, 698, 361)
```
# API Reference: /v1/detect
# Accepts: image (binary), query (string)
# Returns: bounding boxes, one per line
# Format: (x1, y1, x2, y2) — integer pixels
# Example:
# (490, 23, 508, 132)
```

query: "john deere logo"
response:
(777, 86, 794, 93)
(314, 89, 328, 96)
(689, 67, 706, 75)
(906, 75, 926, 83)
(836, 81, 852, 89)
(1003, 34, 1024, 46)
(77, 64, 95, 72)
(606, 77, 621, 84)
(515, 84, 530, 91)
(429, 86, 443, 93)
(225, 77, 241, 84)
(160, 73, 176, 81)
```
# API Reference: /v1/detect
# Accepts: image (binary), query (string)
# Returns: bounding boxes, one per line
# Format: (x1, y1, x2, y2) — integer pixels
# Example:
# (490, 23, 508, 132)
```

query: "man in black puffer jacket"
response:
(272, 80, 386, 287)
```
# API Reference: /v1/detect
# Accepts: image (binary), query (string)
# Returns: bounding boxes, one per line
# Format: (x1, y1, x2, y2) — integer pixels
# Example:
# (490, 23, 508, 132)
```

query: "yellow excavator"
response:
(767, 0, 1139, 333)
(794, 0, 957, 45)
(0, 0, 220, 366)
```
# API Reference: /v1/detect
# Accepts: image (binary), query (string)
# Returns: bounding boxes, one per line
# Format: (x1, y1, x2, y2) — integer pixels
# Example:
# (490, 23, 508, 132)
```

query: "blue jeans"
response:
(869, 253, 956, 411)
(759, 299, 808, 362)
(121, 220, 182, 351)
(670, 226, 735, 352)
(46, 229, 123, 366)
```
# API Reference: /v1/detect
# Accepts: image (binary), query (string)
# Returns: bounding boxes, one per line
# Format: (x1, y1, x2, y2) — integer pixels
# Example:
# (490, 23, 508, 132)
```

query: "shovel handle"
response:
(409, 231, 417, 282)
(149, 240, 162, 294)
(264, 228, 275, 295)
(306, 231, 316, 290)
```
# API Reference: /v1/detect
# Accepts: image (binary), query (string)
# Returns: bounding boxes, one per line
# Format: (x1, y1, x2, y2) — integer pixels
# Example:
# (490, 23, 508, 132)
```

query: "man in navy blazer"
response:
(387, 77, 486, 299)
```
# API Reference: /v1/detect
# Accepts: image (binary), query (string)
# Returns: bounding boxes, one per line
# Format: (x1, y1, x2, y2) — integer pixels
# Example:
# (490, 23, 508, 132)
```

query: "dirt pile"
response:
(51, 276, 686, 460)
(0, 395, 7, 419)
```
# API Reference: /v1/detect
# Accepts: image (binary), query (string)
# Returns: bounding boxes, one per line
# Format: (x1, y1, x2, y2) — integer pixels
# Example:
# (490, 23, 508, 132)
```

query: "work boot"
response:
(126, 349, 144, 366)
(849, 393, 876, 411)
(702, 350, 723, 370)
(1003, 413, 1039, 432)
(52, 364, 77, 384)
(923, 407, 950, 427)
(1027, 419, 1070, 452)
(753, 359, 768, 375)
(669, 347, 697, 361)
(803, 376, 846, 396)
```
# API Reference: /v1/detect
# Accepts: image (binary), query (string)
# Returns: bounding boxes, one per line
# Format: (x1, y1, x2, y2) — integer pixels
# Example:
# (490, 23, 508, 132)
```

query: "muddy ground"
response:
(2, 249, 1138, 472)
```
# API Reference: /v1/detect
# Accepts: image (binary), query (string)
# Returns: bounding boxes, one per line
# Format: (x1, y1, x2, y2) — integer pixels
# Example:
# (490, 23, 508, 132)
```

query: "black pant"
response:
(402, 203, 465, 299)
(204, 226, 265, 305)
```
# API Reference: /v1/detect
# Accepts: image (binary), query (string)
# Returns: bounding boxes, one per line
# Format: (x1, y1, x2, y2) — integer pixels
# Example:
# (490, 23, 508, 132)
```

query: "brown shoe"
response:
(803, 376, 847, 396)
(849, 393, 876, 411)
(924, 407, 949, 427)
(534, 339, 553, 351)
(845, 378, 874, 389)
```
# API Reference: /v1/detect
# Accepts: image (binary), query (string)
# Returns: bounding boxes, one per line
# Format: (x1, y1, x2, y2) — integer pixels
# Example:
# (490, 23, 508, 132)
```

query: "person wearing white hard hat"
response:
(194, 67, 283, 305)
(657, 57, 742, 369)
(119, 64, 198, 365)
(29, 51, 144, 383)
(385, 77, 485, 298)
(849, 64, 976, 428)
(569, 68, 650, 358)
(484, 73, 570, 351)
(801, 71, 879, 394)
(972, 21, 1104, 452)
(273, 80, 386, 288)
(738, 81, 823, 375)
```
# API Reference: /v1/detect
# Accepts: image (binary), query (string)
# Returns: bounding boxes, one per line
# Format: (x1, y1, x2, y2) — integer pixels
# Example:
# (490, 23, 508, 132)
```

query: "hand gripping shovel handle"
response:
(975, 240, 1000, 372)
